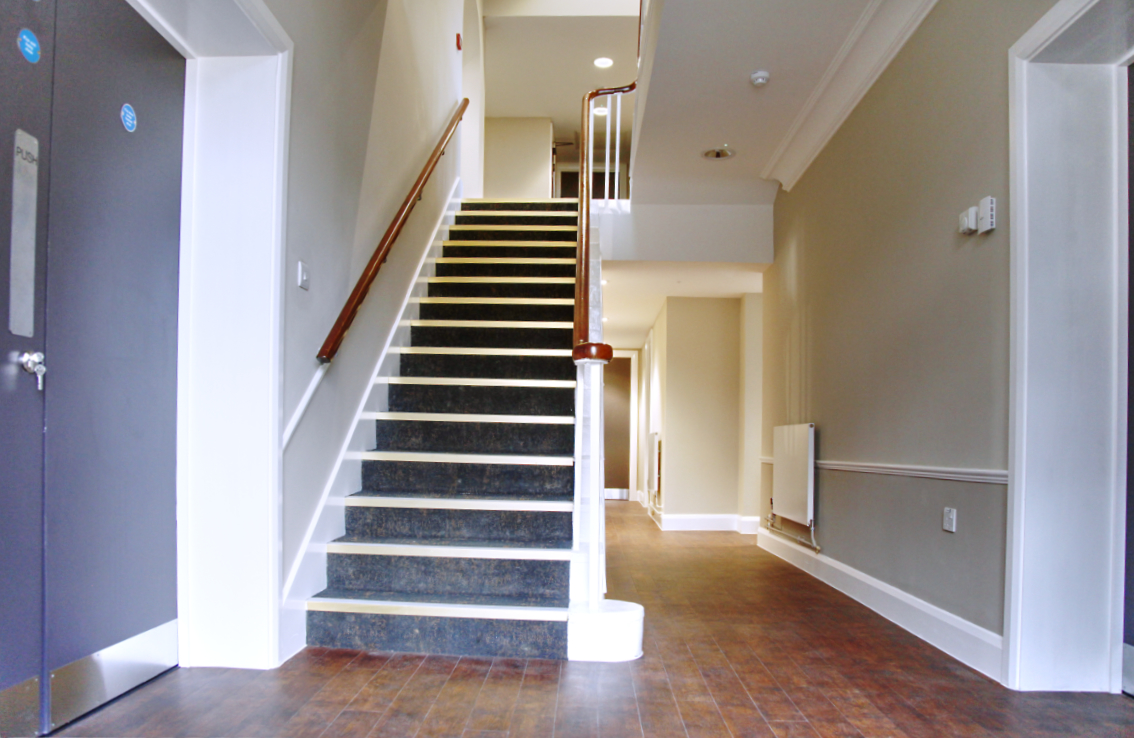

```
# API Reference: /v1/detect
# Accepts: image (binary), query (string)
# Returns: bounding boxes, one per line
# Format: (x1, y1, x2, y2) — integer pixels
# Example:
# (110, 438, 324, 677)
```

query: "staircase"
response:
(307, 199, 580, 659)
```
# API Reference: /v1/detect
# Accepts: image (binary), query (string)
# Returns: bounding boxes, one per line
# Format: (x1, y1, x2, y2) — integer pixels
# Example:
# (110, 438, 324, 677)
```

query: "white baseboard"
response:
(757, 527, 1004, 682)
(604, 488, 630, 500)
(1124, 644, 1134, 695)
(656, 513, 762, 533)
(737, 516, 761, 535)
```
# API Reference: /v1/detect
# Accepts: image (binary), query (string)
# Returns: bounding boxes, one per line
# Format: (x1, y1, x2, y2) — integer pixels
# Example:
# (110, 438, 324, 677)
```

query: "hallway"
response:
(60, 502, 1134, 737)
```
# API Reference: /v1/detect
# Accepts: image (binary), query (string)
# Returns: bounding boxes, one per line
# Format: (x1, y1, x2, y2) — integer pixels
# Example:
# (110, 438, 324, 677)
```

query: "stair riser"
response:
(418, 303, 574, 322)
(449, 229, 575, 242)
(435, 262, 576, 278)
(388, 384, 574, 415)
(410, 326, 572, 349)
(327, 554, 569, 601)
(375, 420, 573, 455)
(442, 246, 576, 259)
(427, 282, 574, 299)
(307, 612, 566, 659)
(398, 353, 575, 379)
(462, 201, 577, 212)
(345, 508, 573, 544)
(362, 460, 574, 496)
(455, 214, 578, 226)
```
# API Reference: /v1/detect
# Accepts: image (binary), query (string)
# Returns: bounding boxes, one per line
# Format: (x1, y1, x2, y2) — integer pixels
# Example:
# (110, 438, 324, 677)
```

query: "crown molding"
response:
(762, 0, 940, 191)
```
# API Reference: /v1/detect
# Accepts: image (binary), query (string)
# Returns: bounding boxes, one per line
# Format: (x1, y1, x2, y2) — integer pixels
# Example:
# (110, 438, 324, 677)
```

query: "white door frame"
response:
(125, 0, 294, 669)
(1007, 0, 1131, 692)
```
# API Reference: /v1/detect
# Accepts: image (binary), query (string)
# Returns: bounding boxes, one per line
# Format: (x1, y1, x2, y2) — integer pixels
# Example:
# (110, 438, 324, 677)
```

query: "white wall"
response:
(460, 0, 485, 197)
(596, 204, 774, 264)
(277, 0, 465, 663)
(484, 117, 552, 199)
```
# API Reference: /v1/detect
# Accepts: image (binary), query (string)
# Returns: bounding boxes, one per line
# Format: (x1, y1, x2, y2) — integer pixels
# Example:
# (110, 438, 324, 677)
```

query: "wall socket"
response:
(943, 507, 957, 533)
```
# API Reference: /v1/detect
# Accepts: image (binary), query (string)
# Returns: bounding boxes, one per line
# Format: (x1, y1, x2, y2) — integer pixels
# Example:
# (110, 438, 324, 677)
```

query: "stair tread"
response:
(331, 535, 572, 550)
(311, 588, 568, 609)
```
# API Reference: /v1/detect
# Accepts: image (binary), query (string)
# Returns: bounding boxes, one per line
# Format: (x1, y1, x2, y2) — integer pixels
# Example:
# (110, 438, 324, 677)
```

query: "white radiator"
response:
(772, 423, 815, 528)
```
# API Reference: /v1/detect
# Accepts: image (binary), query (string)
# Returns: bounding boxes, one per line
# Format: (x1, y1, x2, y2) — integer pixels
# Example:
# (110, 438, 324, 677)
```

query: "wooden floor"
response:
(60, 501, 1134, 737)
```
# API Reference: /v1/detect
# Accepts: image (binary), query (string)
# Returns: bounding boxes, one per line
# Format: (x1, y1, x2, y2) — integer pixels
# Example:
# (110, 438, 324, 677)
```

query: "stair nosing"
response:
(389, 346, 572, 356)
(344, 494, 573, 512)
(307, 596, 569, 621)
(404, 320, 572, 329)
(411, 297, 574, 305)
(326, 540, 573, 560)
(432, 257, 575, 265)
(423, 276, 574, 284)
(454, 211, 578, 217)
(442, 240, 577, 247)
(449, 225, 577, 231)
(378, 376, 575, 388)
(347, 450, 573, 466)
(361, 411, 574, 424)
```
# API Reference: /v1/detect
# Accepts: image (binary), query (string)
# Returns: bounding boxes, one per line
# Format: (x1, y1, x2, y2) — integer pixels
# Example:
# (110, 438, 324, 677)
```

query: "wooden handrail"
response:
(572, 83, 635, 363)
(317, 98, 470, 363)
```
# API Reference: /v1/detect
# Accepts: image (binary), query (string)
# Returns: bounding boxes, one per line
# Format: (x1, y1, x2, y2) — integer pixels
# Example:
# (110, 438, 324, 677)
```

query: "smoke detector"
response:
(750, 70, 770, 87)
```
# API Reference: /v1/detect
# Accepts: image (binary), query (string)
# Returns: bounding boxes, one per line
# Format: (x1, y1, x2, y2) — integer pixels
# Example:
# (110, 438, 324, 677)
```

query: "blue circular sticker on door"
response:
(17, 29, 40, 64)
(120, 104, 137, 133)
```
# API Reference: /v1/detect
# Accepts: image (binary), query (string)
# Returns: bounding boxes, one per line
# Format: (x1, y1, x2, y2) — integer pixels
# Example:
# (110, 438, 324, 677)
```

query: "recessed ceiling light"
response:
(602, 280, 608, 285)
(602, 317, 609, 322)
(594, 57, 613, 68)
(702, 145, 735, 160)
(594, 107, 608, 116)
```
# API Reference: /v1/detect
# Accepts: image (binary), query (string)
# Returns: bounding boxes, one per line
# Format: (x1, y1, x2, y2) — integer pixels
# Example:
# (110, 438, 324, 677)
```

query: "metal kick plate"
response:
(9, 129, 38, 338)
(0, 675, 39, 737)
(49, 619, 177, 730)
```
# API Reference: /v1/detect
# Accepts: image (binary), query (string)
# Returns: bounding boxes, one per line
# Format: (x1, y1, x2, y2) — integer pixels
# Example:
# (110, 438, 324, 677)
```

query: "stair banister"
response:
(573, 82, 635, 364)
(317, 98, 470, 364)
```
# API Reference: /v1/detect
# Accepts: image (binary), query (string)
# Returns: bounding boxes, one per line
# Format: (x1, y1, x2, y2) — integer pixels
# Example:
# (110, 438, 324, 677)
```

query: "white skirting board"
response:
(567, 600, 644, 662)
(1124, 644, 1134, 695)
(757, 527, 1004, 682)
(655, 513, 761, 534)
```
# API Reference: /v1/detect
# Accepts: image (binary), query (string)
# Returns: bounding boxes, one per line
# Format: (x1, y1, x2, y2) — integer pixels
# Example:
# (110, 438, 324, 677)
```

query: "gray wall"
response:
(762, 0, 1059, 634)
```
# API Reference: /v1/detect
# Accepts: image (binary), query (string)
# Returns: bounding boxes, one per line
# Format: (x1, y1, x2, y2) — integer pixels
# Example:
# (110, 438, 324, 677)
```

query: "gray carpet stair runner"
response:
(306, 199, 580, 659)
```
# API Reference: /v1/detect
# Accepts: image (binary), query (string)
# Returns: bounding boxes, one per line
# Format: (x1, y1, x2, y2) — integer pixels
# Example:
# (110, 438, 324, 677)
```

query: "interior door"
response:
(0, 2, 55, 736)
(41, 0, 185, 730)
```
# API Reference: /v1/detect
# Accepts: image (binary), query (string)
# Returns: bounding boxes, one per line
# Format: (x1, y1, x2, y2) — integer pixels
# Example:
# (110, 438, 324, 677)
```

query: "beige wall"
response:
(762, 0, 1059, 633)
(660, 298, 740, 516)
(738, 294, 763, 519)
(484, 117, 552, 198)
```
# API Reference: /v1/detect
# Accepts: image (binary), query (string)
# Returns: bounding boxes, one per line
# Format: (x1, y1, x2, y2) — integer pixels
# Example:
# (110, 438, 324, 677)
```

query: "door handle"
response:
(18, 351, 45, 390)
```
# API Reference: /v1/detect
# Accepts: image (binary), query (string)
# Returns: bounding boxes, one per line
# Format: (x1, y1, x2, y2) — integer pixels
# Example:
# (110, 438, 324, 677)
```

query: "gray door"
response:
(0, 2, 55, 736)
(41, 0, 185, 730)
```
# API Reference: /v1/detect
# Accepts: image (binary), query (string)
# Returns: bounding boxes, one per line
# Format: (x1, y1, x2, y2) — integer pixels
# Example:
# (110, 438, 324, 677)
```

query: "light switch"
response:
(943, 507, 957, 533)
(959, 207, 978, 235)
(298, 261, 310, 291)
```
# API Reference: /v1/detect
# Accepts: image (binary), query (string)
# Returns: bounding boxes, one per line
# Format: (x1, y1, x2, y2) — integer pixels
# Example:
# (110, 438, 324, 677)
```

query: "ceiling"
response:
(602, 261, 764, 349)
(483, 15, 639, 159)
(631, 0, 874, 204)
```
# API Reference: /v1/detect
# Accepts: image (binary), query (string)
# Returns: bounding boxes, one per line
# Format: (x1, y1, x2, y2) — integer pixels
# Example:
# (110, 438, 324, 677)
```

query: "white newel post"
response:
(566, 225, 644, 662)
